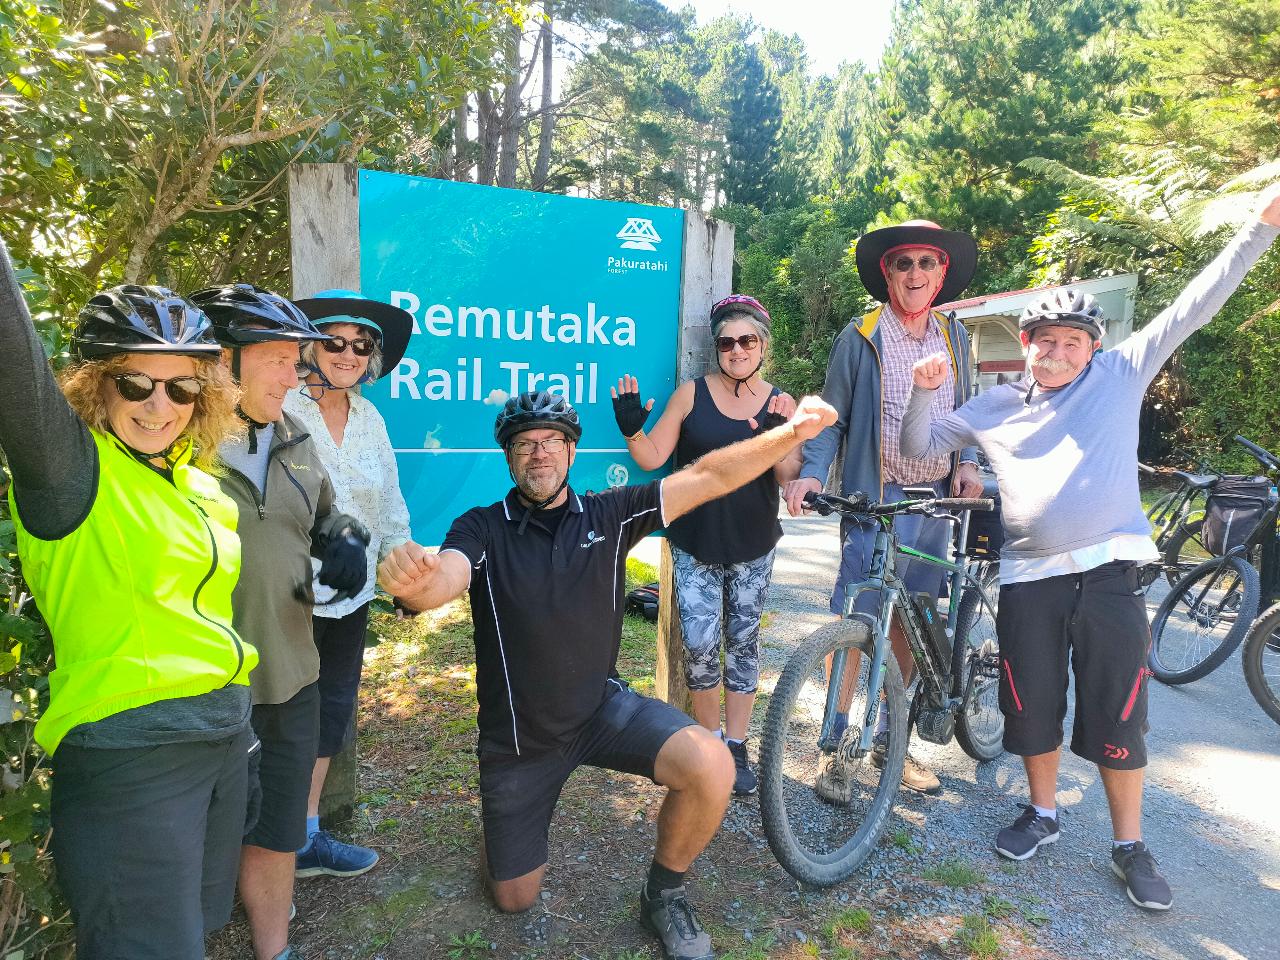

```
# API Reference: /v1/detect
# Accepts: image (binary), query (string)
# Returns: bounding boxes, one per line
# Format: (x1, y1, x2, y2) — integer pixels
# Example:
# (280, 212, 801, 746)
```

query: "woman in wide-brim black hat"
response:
(283, 289, 415, 878)
(855, 219, 977, 320)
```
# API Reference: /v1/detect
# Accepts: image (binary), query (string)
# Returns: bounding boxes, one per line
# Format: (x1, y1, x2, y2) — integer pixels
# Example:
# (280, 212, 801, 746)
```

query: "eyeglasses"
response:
(509, 438, 568, 457)
(321, 335, 377, 357)
(715, 334, 761, 353)
(888, 254, 945, 274)
(112, 373, 203, 405)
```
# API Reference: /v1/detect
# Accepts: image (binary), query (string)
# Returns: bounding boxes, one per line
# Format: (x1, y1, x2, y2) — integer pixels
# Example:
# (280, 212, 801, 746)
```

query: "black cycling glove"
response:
(612, 391, 651, 439)
(317, 519, 371, 602)
(753, 408, 789, 435)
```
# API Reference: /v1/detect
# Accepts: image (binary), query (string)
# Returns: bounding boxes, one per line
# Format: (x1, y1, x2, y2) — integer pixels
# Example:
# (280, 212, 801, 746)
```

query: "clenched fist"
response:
(912, 352, 949, 390)
(378, 541, 440, 600)
(787, 395, 838, 442)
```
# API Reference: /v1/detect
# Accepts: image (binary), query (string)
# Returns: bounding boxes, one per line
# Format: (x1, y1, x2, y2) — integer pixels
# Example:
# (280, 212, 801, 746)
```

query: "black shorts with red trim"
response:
(995, 560, 1151, 770)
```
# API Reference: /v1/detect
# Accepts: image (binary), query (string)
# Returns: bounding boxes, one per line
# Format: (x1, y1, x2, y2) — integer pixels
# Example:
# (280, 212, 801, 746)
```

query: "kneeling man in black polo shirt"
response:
(380, 389, 836, 960)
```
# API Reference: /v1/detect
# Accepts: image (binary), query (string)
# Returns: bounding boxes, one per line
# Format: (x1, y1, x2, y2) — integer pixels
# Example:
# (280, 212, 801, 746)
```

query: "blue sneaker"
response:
(295, 829, 379, 878)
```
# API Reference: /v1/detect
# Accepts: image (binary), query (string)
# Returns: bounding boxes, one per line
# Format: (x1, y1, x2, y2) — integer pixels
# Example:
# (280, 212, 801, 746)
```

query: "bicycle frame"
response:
(820, 505, 999, 757)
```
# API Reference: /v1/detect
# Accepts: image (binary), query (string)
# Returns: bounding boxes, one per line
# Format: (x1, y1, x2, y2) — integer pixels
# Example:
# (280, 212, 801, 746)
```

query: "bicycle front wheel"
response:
(1242, 603, 1280, 725)
(1148, 554, 1260, 684)
(953, 580, 1005, 762)
(758, 618, 907, 886)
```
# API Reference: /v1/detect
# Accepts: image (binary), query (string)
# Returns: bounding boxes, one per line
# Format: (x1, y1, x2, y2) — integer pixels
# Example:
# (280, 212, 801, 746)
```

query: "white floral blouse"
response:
(283, 387, 413, 619)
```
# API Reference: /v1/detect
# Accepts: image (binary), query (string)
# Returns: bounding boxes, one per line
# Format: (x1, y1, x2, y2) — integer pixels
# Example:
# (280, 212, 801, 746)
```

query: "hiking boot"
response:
(295, 829, 379, 878)
(727, 739, 757, 796)
(271, 948, 297, 960)
(814, 750, 853, 805)
(1111, 841, 1172, 911)
(640, 884, 714, 960)
(994, 804, 1060, 861)
(869, 732, 941, 795)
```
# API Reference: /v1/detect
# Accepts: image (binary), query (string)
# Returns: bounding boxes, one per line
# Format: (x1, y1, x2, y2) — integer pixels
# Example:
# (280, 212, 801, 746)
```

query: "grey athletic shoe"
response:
(995, 804, 1060, 860)
(1111, 841, 1172, 911)
(640, 885, 714, 960)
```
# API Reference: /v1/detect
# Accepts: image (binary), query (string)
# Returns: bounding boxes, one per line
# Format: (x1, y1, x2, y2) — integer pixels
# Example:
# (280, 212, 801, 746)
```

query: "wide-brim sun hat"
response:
(855, 220, 977, 306)
(293, 289, 413, 379)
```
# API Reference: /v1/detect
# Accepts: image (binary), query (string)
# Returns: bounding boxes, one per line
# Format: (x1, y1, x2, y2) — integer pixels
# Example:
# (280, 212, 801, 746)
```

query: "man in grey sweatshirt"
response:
(900, 188, 1280, 912)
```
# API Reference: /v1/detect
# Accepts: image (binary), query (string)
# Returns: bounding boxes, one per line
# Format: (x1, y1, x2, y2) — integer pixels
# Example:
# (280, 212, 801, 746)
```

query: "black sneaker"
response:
(994, 804, 1060, 860)
(727, 739, 757, 796)
(1111, 841, 1172, 911)
(640, 885, 714, 960)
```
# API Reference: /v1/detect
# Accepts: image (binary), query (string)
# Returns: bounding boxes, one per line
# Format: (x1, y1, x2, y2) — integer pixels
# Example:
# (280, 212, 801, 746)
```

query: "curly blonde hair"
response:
(59, 354, 243, 473)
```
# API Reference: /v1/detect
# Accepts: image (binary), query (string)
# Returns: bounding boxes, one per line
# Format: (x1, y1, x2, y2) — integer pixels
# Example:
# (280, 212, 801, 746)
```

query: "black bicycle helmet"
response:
(190, 282, 331, 345)
(1019, 288, 1106, 340)
(73, 285, 222, 359)
(494, 390, 583, 447)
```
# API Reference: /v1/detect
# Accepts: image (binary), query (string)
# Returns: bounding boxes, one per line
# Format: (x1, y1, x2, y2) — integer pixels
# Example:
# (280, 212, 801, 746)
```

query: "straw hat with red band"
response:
(854, 219, 977, 307)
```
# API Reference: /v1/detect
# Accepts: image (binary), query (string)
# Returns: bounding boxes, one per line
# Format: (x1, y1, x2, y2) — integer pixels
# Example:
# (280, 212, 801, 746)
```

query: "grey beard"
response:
(515, 470, 564, 503)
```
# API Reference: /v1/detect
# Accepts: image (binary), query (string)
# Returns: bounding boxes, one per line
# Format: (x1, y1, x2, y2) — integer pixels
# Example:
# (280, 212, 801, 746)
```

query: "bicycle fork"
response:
(820, 529, 894, 756)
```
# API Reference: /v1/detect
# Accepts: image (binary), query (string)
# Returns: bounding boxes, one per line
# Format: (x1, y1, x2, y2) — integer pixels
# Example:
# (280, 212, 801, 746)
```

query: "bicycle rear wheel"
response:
(1148, 554, 1260, 684)
(758, 618, 907, 886)
(952, 578, 1004, 762)
(1242, 603, 1280, 725)
(1160, 518, 1210, 589)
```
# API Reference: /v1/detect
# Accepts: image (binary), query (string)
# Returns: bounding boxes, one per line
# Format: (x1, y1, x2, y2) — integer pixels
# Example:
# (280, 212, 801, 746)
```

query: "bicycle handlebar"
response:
(1234, 434, 1280, 470)
(802, 491, 994, 517)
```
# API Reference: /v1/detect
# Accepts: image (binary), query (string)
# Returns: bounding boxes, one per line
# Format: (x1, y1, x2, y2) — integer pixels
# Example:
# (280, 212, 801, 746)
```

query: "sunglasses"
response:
(715, 334, 761, 353)
(321, 335, 377, 357)
(112, 373, 203, 405)
(888, 254, 945, 273)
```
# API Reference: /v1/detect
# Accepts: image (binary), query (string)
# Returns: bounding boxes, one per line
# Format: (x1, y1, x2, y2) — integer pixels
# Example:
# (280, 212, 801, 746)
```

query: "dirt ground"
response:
(207, 590, 1066, 960)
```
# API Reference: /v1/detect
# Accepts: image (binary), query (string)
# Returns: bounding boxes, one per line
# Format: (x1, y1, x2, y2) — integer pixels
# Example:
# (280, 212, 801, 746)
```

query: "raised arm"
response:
(662, 395, 837, 523)
(611, 375, 693, 472)
(0, 238, 97, 539)
(899, 353, 980, 460)
(378, 543, 472, 612)
(1119, 187, 1280, 381)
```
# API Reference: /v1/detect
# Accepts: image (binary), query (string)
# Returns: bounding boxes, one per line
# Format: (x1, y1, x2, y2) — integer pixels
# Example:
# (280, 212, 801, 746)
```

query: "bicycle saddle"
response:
(1171, 471, 1217, 489)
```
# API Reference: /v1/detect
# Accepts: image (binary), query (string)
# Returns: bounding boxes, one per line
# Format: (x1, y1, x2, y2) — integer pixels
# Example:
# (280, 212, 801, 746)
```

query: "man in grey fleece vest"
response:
(902, 188, 1280, 912)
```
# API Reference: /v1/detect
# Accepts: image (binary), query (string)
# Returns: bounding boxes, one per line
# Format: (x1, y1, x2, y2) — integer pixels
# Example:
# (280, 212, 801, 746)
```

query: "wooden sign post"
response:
(654, 214, 735, 713)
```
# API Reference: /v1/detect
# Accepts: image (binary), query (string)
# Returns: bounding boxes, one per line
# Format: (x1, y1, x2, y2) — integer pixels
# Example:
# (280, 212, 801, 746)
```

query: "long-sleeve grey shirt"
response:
(900, 220, 1280, 561)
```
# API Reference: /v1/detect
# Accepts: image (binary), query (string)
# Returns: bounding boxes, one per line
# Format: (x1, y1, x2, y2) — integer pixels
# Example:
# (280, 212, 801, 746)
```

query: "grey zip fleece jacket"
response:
(901, 220, 1279, 561)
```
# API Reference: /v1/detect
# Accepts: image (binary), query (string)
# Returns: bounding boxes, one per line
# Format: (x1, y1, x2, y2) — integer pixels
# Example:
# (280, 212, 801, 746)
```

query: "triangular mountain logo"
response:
(617, 218, 661, 251)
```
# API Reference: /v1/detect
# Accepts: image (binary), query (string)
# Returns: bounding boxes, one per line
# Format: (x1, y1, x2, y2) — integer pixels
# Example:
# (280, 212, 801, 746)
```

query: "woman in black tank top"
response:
(609, 295, 802, 796)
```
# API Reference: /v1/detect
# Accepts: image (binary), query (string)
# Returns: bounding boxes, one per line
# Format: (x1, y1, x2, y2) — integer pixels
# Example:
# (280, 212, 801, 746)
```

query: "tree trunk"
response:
(532, 5, 555, 191)
(477, 90, 499, 186)
(497, 21, 522, 188)
(453, 100, 470, 181)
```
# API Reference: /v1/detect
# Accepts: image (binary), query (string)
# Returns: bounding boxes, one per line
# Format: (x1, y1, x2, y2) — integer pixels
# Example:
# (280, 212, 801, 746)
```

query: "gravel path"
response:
(757, 511, 1280, 960)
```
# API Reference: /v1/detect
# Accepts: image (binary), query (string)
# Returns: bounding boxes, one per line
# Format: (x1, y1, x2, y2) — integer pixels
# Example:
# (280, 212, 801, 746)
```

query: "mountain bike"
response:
(1137, 452, 1221, 588)
(1148, 436, 1279, 684)
(1236, 438, 1280, 724)
(758, 490, 1000, 886)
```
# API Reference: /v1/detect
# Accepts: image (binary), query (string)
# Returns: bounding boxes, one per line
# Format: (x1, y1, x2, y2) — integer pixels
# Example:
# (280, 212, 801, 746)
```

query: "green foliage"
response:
(0, 488, 70, 956)
(1, 0, 506, 312)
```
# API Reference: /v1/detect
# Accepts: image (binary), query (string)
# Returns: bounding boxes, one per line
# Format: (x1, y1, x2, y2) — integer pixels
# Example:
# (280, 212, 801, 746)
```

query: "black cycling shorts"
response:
(51, 728, 251, 959)
(996, 560, 1151, 770)
(244, 681, 320, 852)
(478, 680, 695, 882)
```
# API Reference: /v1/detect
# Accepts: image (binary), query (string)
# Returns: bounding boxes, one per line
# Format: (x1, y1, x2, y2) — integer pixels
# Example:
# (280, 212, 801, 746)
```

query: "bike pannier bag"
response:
(964, 496, 1004, 558)
(1202, 476, 1273, 556)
